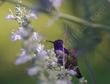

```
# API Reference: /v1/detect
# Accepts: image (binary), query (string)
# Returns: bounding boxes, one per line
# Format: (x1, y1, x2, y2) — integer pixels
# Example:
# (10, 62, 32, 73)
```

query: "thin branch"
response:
(59, 12, 110, 31)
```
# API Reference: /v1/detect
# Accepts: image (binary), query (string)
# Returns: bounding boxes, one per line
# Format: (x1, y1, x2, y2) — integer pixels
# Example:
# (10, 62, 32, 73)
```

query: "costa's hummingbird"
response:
(46, 39, 69, 65)
(46, 39, 87, 83)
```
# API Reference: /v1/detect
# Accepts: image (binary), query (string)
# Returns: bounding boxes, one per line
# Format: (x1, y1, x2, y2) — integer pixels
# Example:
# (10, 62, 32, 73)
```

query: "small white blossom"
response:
(15, 55, 32, 65)
(56, 79, 72, 84)
(46, 15, 59, 27)
(47, 49, 55, 56)
(15, 50, 32, 65)
(46, 60, 57, 69)
(35, 44, 48, 59)
(11, 26, 32, 41)
(38, 50, 48, 58)
(51, 61, 56, 66)
(79, 77, 87, 84)
(5, 15, 15, 20)
(49, 0, 63, 9)
(67, 70, 77, 76)
(108, 0, 110, 3)
(26, 12, 38, 19)
(31, 32, 42, 41)
(36, 44, 45, 52)
(11, 32, 22, 41)
(27, 66, 39, 76)
(18, 27, 31, 38)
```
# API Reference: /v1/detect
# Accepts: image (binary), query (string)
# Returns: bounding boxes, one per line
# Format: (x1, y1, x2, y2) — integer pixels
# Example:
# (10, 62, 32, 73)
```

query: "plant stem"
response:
(59, 12, 110, 31)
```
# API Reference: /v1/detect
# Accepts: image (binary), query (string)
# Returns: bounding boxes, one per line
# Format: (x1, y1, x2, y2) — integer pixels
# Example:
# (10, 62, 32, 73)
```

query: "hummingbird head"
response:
(46, 39, 64, 50)
(54, 39, 63, 44)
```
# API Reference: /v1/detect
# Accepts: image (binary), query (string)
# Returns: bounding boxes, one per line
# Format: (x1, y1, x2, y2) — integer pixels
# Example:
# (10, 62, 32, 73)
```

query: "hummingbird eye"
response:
(55, 39, 63, 44)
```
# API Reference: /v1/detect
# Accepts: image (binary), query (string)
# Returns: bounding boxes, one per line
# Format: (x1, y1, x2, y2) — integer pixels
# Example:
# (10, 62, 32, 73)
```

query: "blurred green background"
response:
(0, 0, 110, 84)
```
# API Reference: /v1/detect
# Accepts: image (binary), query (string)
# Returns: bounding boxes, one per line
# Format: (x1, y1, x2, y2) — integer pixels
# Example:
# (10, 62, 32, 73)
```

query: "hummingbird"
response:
(46, 39, 69, 66)
(47, 39, 87, 83)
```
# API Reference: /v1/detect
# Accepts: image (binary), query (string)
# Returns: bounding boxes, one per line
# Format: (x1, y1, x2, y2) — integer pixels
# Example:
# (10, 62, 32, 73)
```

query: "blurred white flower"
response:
(26, 12, 38, 19)
(35, 44, 48, 59)
(36, 44, 44, 52)
(47, 60, 57, 69)
(15, 50, 32, 65)
(18, 27, 30, 38)
(5, 15, 15, 20)
(11, 32, 22, 41)
(39, 0, 52, 11)
(46, 49, 57, 64)
(67, 70, 77, 76)
(45, 0, 62, 27)
(47, 49, 55, 56)
(27, 66, 39, 76)
(56, 79, 71, 84)
(38, 50, 48, 58)
(51, 61, 56, 66)
(108, 0, 110, 3)
(46, 15, 59, 27)
(11, 26, 33, 41)
(49, 0, 63, 9)
(79, 77, 87, 84)
(39, 0, 63, 12)
(31, 32, 42, 41)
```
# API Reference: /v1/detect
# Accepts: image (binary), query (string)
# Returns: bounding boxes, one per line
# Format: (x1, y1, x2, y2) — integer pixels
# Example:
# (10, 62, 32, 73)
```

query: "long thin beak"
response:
(46, 40, 54, 43)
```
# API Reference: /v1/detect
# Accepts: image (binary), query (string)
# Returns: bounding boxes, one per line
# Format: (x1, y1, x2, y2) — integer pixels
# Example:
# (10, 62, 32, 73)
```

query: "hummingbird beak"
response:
(46, 40, 54, 43)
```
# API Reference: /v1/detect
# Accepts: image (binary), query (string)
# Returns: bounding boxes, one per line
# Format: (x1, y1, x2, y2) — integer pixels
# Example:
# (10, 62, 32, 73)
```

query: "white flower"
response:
(49, 0, 63, 9)
(79, 77, 87, 84)
(67, 70, 77, 76)
(11, 26, 33, 41)
(35, 44, 48, 59)
(5, 15, 15, 20)
(15, 50, 32, 65)
(27, 66, 39, 76)
(38, 50, 48, 58)
(56, 79, 71, 84)
(15, 55, 32, 65)
(36, 44, 45, 52)
(11, 32, 22, 41)
(11, 27, 26, 41)
(47, 49, 55, 56)
(18, 27, 30, 38)
(47, 60, 57, 69)
(26, 12, 38, 19)
(51, 61, 56, 66)
(108, 0, 110, 3)
(46, 15, 59, 27)
(31, 32, 42, 41)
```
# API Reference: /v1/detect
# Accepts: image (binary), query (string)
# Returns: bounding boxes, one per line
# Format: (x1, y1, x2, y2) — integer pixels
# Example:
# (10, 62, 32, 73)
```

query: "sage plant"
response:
(5, 0, 75, 84)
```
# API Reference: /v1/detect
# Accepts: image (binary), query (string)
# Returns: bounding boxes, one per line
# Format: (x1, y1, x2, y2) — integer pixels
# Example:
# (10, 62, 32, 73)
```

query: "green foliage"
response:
(63, 0, 110, 84)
